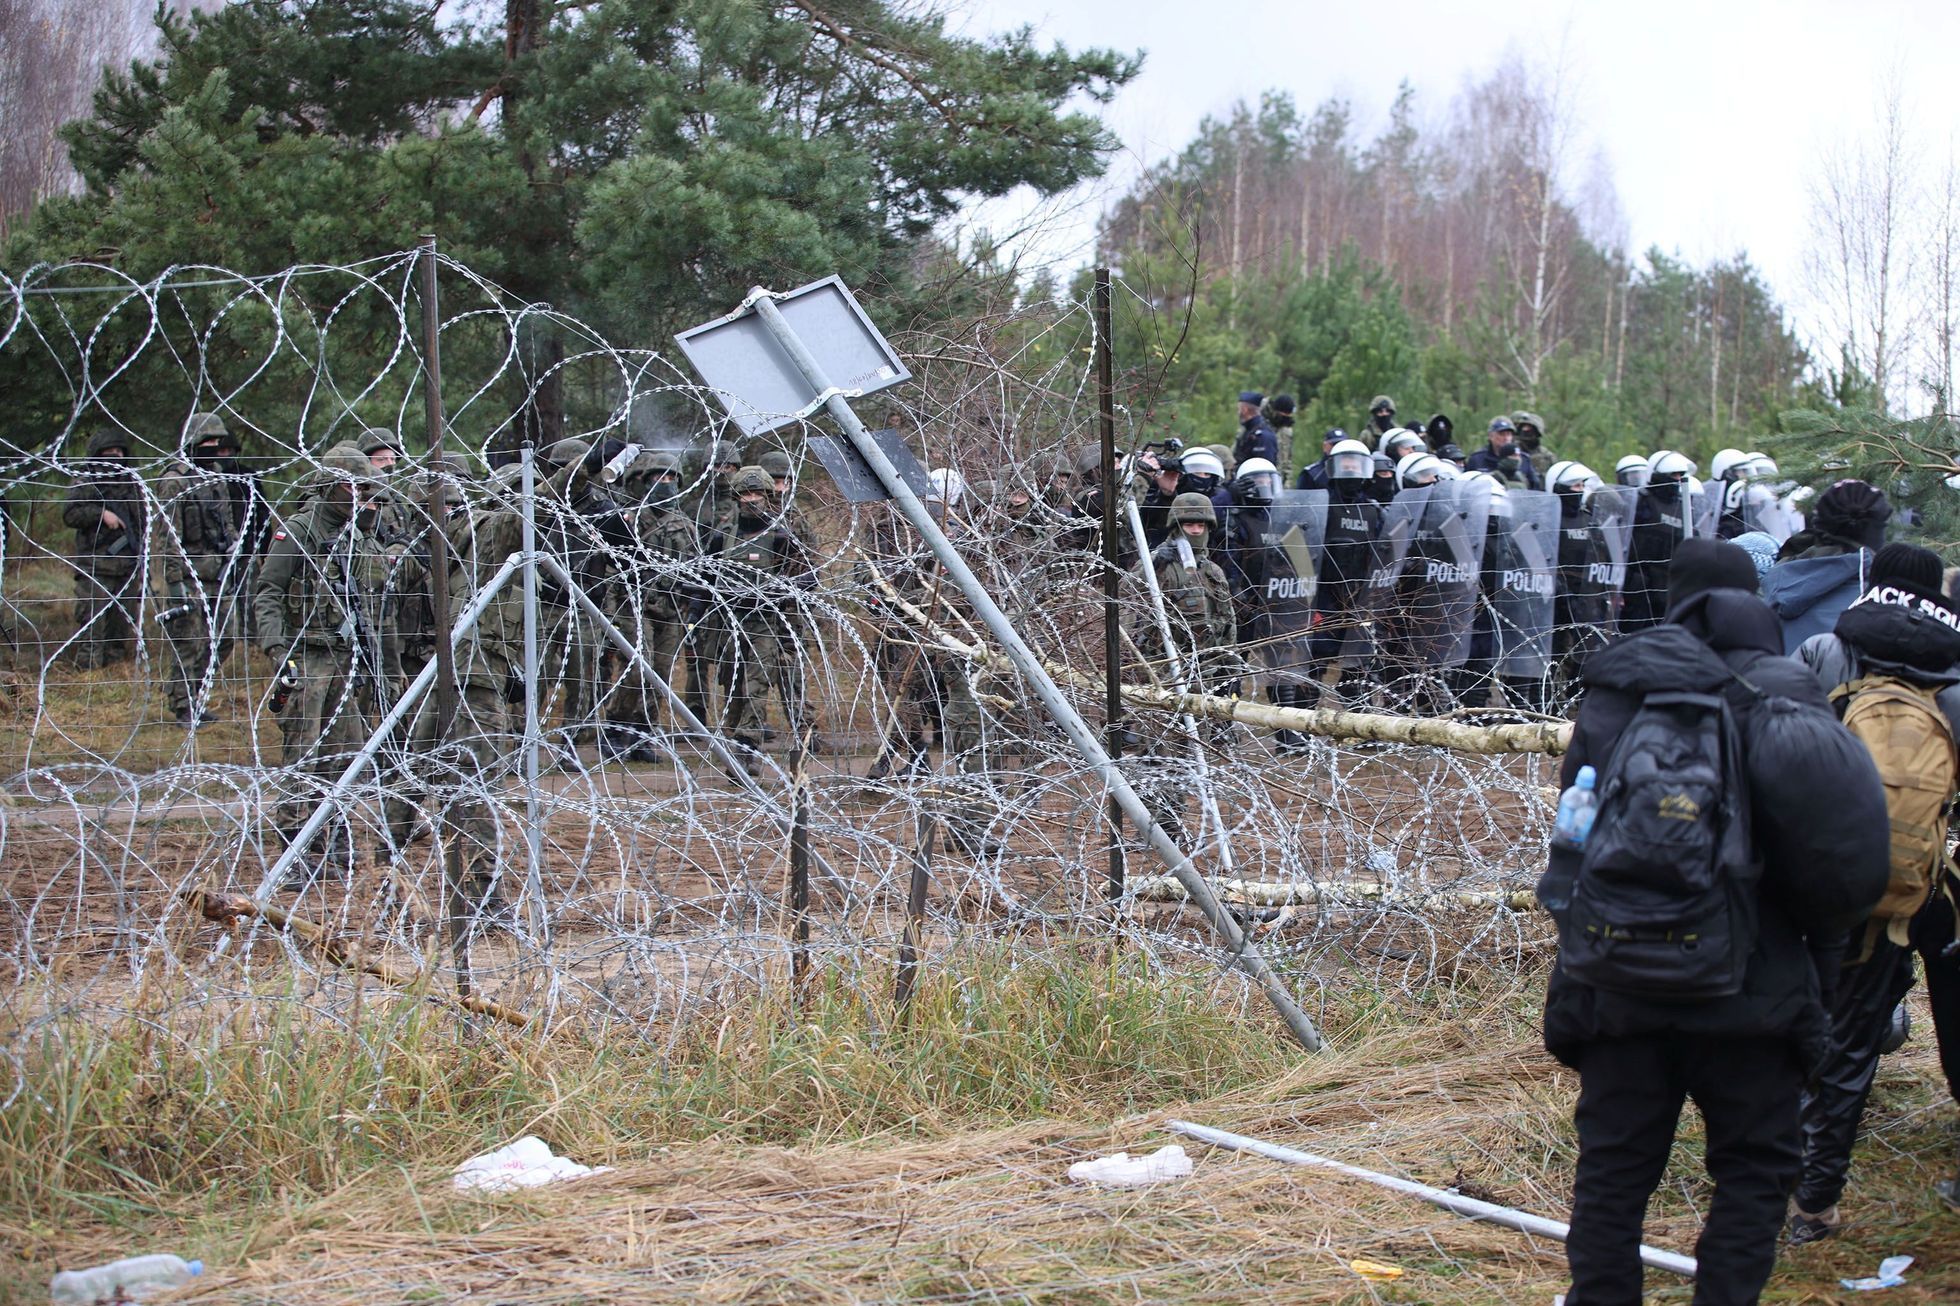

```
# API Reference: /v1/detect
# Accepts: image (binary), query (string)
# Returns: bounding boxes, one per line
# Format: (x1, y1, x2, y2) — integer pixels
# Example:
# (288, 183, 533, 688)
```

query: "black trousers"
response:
(1912, 891, 1960, 1105)
(1567, 1033, 1803, 1306)
(1796, 934, 1916, 1212)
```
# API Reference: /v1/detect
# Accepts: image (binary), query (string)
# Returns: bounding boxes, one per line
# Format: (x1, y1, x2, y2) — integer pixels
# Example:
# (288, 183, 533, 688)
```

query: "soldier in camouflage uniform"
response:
(603, 448, 699, 761)
(682, 439, 742, 726)
(61, 430, 146, 670)
(716, 465, 817, 771)
(1125, 492, 1237, 842)
(157, 413, 245, 727)
(254, 444, 396, 883)
(537, 437, 633, 741)
(382, 462, 522, 925)
(358, 428, 413, 545)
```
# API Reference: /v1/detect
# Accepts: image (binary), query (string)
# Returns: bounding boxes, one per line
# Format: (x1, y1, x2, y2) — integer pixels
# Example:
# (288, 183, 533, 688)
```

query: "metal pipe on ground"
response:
(746, 286, 1324, 1053)
(1168, 1119, 1697, 1281)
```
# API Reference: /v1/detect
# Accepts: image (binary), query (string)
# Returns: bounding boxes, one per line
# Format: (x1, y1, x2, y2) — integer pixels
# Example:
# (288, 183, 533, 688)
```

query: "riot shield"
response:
(1376, 479, 1489, 672)
(1490, 489, 1560, 679)
(1251, 491, 1326, 685)
(1586, 483, 1636, 623)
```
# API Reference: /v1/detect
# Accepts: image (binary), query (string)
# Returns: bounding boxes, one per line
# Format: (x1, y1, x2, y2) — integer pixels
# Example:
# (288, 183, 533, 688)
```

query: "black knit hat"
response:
(1871, 541, 1943, 594)
(1814, 479, 1892, 551)
(1666, 537, 1761, 613)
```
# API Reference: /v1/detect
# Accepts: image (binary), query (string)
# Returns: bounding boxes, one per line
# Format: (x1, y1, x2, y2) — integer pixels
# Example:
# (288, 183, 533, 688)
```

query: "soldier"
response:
(384, 462, 526, 927)
(1512, 410, 1557, 472)
(716, 466, 817, 771)
(157, 413, 245, 726)
(1365, 395, 1399, 439)
(62, 430, 147, 670)
(683, 439, 743, 725)
(605, 448, 698, 761)
(1125, 492, 1236, 841)
(254, 444, 394, 884)
(538, 436, 634, 741)
(385, 453, 472, 696)
(358, 428, 413, 544)
(759, 448, 818, 551)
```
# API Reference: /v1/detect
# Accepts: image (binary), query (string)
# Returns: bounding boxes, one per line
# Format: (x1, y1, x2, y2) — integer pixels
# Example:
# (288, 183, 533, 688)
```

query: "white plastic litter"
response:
(453, 1136, 611, 1193)
(1066, 1144, 1193, 1187)
(1840, 1254, 1913, 1291)
(51, 1254, 202, 1303)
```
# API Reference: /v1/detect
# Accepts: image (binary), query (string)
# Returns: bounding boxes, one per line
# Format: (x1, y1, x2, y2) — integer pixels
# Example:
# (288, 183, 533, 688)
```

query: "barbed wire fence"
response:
(0, 249, 1567, 1102)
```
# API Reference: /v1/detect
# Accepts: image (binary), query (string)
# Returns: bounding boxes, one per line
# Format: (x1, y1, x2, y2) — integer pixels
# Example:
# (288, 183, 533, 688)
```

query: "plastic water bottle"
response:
(1552, 765, 1598, 850)
(51, 1254, 203, 1303)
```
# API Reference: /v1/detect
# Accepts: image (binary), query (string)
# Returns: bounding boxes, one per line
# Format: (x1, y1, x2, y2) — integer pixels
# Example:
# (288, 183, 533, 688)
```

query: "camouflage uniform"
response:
(615, 447, 709, 753)
(716, 466, 816, 763)
(253, 445, 395, 877)
(157, 414, 245, 722)
(684, 439, 742, 725)
(383, 469, 519, 919)
(60, 430, 146, 669)
(1125, 493, 1237, 842)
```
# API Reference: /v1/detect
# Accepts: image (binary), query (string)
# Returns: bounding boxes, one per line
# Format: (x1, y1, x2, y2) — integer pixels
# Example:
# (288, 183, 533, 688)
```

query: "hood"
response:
(1581, 623, 1731, 695)
(1762, 550, 1867, 621)
(1668, 586, 1786, 657)
(1834, 580, 1960, 679)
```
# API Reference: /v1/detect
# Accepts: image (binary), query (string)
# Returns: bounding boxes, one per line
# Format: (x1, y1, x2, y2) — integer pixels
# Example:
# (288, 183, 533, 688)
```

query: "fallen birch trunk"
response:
(1129, 876, 1544, 913)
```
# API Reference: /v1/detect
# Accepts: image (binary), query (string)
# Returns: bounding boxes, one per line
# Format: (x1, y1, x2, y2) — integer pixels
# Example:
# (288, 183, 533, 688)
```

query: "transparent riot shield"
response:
(1378, 479, 1489, 672)
(1491, 489, 1560, 679)
(1251, 491, 1327, 685)
(1585, 484, 1636, 630)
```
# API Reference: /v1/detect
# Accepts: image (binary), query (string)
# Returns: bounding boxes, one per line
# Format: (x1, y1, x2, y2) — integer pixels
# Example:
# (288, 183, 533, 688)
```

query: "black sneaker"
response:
(1786, 1202, 1840, 1245)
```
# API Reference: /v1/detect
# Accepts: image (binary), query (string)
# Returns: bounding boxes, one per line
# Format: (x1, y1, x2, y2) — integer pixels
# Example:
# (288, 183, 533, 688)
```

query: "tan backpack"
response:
(1833, 675, 1958, 942)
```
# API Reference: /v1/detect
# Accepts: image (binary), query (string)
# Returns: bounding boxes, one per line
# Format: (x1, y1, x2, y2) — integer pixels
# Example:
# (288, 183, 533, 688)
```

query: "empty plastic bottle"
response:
(1552, 764, 1598, 851)
(51, 1254, 203, 1303)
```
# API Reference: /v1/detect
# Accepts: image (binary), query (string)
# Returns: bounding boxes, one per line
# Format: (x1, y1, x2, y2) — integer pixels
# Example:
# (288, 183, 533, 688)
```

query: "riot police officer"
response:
(1306, 439, 1383, 705)
(1621, 450, 1698, 632)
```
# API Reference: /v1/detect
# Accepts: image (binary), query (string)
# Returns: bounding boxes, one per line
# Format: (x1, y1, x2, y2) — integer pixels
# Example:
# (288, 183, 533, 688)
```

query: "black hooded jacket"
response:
(1538, 588, 1843, 1068)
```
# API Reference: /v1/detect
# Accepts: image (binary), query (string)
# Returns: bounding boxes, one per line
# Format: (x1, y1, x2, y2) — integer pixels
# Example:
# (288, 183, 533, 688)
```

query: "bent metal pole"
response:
(1169, 1119, 1697, 1280)
(745, 286, 1323, 1052)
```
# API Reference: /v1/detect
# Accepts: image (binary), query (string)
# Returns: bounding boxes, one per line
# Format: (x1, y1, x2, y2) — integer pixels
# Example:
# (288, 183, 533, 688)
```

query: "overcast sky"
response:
(948, 0, 1959, 327)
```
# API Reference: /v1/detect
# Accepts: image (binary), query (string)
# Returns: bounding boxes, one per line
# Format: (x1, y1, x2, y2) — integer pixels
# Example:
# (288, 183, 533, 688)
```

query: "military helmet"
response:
(643, 448, 683, 476)
(86, 429, 130, 458)
(428, 451, 473, 478)
(731, 465, 774, 496)
(542, 436, 591, 468)
(359, 426, 403, 457)
(1071, 444, 1101, 479)
(321, 444, 373, 480)
(1168, 491, 1217, 527)
(712, 439, 743, 466)
(1201, 443, 1236, 476)
(759, 450, 793, 478)
(183, 411, 230, 443)
(1368, 394, 1396, 416)
(1512, 409, 1545, 435)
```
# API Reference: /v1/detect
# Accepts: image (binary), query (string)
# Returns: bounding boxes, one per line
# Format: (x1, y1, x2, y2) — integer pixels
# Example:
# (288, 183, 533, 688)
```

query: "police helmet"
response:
(927, 466, 966, 506)
(1709, 448, 1749, 481)
(1649, 450, 1697, 483)
(1180, 448, 1225, 484)
(1614, 453, 1651, 488)
(1233, 456, 1280, 503)
(731, 465, 774, 496)
(1743, 451, 1779, 478)
(1396, 452, 1447, 488)
(1328, 438, 1375, 482)
(1377, 427, 1425, 461)
(1168, 492, 1217, 527)
(1466, 470, 1513, 517)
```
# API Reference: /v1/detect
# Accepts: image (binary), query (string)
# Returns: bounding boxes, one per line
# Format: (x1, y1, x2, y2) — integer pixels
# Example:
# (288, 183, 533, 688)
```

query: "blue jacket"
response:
(1295, 458, 1330, 491)
(1235, 415, 1278, 466)
(1762, 549, 1870, 655)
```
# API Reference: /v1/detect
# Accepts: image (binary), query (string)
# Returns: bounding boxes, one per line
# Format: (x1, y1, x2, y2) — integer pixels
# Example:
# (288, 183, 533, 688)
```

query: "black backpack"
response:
(1558, 688, 1759, 998)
